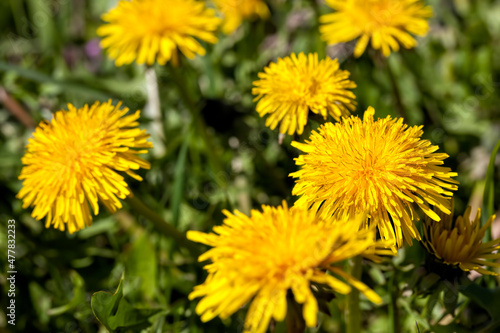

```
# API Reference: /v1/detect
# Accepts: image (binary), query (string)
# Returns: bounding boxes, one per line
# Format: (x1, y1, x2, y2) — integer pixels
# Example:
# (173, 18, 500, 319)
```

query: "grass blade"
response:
(482, 139, 500, 240)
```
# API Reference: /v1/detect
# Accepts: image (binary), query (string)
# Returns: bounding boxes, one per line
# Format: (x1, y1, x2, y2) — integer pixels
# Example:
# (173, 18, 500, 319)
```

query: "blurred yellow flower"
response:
(291, 107, 458, 249)
(252, 52, 357, 135)
(320, 0, 432, 57)
(97, 0, 221, 66)
(213, 0, 270, 34)
(422, 206, 500, 275)
(188, 202, 385, 333)
(17, 101, 152, 233)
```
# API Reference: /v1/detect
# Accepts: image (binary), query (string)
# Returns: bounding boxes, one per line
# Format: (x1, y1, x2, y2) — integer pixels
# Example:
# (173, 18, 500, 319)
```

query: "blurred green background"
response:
(1, 0, 500, 332)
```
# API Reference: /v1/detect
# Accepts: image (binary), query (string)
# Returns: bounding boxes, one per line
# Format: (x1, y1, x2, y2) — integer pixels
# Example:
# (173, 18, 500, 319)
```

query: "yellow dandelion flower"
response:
(320, 0, 432, 57)
(213, 0, 270, 34)
(252, 52, 357, 135)
(97, 0, 221, 66)
(422, 206, 500, 276)
(290, 107, 459, 249)
(188, 202, 384, 333)
(17, 101, 153, 233)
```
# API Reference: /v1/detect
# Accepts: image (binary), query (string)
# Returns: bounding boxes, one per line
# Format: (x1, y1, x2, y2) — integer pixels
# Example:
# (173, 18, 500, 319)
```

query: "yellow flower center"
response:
(308, 79, 321, 96)
(349, 0, 419, 32)
(66, 133, 103, 173)
(355, 0, 397, 28)
(138, 6, 188, 35)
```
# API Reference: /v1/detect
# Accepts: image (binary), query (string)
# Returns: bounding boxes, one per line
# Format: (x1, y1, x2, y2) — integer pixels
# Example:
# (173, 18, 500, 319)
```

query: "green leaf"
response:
(368, 263, 386, 285)
(47, 270, 86, 316)
(459, 283, 500, 318)
(442, 282, 459, 314)
(482, 139, 500, 238)
(419, 272, 441, 292)
(7, 0, 28, 35)
(171, 131, 191, 227)
(0, 61, 112, 100)
(78, 218, 119, 240)
(425, 283, 444, 322)
(91, 273, 162, 333)
(431, 322, 473, 333)
(125, 232, 157, 300)
(27, 0, 56, 52)
(29, 282, 51, 325)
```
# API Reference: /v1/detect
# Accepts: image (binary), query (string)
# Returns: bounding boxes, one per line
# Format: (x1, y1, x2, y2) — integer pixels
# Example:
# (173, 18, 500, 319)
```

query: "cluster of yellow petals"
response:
(422, 207, 500, 275)
(17, 101, 152, 233)
(188, 202, 387, 333)
(252, 52, 357, 135)
(213, 0, 270, 34)
(320, 0, 432, 57)
(291, 107, 458, 249)
(97, 0, 221, 66)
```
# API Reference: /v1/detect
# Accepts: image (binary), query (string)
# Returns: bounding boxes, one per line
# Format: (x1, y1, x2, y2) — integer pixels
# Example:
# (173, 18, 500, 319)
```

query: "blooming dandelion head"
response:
(320, 0, 432, 57)
(252, 52, 357, 135)
(291, 107, 458, 249)
(188, 202, 383, 333)
(422, 207, 500, 276)
(97, 0, 221, 66)
(214, 0, 270, 34)
(17, 101, 153, 233)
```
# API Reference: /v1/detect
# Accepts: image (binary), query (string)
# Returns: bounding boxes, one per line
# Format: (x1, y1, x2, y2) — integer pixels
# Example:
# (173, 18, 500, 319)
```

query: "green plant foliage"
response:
(483, 139, 500, 226)
(91, 273, 163, 332)
(459, 283, 500, 330)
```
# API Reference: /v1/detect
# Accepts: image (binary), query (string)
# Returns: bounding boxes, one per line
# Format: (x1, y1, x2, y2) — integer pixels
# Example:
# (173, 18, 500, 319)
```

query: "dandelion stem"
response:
(346, 256, 362, 333)
(145, 66, 167, 146)
(145, 66, 161, 121)
(126, 195, 201, 256)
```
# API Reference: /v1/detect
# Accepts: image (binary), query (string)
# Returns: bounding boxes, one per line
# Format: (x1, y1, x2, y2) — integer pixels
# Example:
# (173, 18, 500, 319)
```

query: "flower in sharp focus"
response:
(422, 206, 500, 275)
(97, 0, 221, 66)
(188, 202, 385, 333)
(290, 107, 459, 249)
(320, 0, 432, 57)
(17, 101, 153, 233)
(252, 52, 357, 135)
(213, 0, 270, 34)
